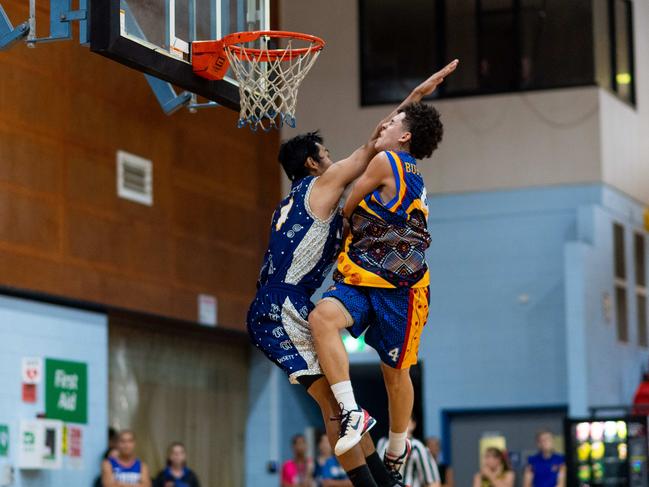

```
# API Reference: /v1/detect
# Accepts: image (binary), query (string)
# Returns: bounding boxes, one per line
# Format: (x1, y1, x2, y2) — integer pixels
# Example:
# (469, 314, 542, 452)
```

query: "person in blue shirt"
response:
(523, 430, 565, 487)
(101, 430, 151, 487)
(314, 432, 352, 487)
(153, 442, 201, 487)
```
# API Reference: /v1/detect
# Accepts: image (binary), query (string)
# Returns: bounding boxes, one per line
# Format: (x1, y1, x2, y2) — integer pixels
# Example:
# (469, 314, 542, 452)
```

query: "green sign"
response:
(0, 425, 8, 456)
(45, 359, 87, 424)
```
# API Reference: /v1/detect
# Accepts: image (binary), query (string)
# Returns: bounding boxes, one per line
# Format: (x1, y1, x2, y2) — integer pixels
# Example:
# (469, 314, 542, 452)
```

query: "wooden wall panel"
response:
(0, 2, 281, 329)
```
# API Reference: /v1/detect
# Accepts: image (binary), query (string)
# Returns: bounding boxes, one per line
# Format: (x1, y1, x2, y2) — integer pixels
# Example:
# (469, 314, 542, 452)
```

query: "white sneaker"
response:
(334, 406, 376, 456)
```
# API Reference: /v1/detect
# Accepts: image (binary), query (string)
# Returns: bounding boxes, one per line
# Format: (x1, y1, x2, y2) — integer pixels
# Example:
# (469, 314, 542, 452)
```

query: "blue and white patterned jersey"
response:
(108, 457, 142, 485)
(257, 176, 344, 296)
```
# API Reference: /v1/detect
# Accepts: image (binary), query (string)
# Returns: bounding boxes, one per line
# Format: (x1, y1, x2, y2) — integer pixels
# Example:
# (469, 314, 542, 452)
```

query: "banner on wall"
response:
(45, 359, 88, 424)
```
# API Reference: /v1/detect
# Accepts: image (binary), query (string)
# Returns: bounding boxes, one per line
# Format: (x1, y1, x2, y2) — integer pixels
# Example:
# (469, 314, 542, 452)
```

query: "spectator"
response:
(153, 442, 201, 487)
(105, 427, 119, 459)
(523, 430, 565, 487)
(378, 415, 440, 487)
(426, 437, 454, 487)
(101, 430, 151, 487)
(313, 432, 351, 487)
(472, 447, 514, 487)
(95, 427, 121, 487)
(281, 434, 314, 487)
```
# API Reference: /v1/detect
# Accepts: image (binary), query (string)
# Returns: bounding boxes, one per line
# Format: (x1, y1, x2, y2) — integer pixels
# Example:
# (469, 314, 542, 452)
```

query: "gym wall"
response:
(0, 1, 280, 330)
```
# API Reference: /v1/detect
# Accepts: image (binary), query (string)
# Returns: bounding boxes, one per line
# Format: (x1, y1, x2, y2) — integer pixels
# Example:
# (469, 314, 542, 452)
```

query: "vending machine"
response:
(565, 417, 648, 487)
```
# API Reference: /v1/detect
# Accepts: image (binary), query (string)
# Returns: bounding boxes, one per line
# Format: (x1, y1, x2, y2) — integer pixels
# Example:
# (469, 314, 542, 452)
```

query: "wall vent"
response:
(117, 150, 153, 206)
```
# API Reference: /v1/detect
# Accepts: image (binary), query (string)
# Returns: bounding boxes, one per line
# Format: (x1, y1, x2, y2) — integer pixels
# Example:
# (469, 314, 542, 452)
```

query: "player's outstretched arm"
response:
(369, 59, 459, 142)
(310, 60, 459, 220)
(309, 142, 378, 220)
(342, 152, 392, 219)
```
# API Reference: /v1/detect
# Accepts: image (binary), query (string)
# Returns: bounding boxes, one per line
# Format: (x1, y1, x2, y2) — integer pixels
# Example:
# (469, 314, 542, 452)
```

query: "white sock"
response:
(387, 430, 408, 457)
(331, 381, 358, 412)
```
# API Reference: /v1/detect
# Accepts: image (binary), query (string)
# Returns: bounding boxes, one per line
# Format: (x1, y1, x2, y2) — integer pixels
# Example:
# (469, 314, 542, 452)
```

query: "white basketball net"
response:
(225, 38, 322, 131)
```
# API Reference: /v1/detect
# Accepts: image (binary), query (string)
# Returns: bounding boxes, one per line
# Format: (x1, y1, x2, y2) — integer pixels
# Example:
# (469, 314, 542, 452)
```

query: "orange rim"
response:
(221, 30, 325, 62)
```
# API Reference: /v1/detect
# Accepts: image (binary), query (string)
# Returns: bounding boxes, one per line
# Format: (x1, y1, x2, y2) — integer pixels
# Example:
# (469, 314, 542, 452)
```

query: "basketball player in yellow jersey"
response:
(309, 59, 459, 483)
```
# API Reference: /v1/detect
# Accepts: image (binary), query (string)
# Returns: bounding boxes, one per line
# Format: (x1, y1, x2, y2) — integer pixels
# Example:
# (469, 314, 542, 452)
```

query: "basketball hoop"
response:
(192, 31, 325, 131)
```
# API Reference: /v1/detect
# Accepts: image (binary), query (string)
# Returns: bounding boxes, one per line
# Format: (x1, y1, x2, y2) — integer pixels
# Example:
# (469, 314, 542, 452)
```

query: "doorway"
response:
(350, 363, 424, 442)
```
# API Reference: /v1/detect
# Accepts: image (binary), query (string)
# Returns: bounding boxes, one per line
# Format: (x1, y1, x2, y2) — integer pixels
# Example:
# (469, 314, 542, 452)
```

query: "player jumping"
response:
(247, 61, 458, 487)
(309, 60, 459, 482)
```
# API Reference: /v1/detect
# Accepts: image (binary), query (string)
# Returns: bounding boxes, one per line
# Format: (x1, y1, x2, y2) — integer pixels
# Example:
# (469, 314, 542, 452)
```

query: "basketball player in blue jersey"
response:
(309, 60, 459, 482)
(247, 61, 458, 487)
(102, 430, 151, 487)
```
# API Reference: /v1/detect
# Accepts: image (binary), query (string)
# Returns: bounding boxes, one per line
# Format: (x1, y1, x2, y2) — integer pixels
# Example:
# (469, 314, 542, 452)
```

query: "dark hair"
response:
(108, 427, 118, 441)
(278, 131, 324, 181)
(292, 434, 305, 446)
(484, 447, 511, 471)
(166, 441, 186, 467)
(399, 102, 443, 160)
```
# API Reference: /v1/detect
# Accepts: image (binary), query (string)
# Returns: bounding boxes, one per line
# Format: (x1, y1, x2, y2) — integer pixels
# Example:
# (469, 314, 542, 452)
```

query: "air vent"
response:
(116, 150, 153, 206)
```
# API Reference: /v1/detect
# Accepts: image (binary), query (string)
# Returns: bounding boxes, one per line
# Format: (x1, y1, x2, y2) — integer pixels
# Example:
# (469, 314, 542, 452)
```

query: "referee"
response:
(377, 415, 441, 487)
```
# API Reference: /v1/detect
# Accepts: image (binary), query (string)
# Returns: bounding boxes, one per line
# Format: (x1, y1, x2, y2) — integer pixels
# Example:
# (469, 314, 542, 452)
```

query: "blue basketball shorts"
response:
(246, 284, 321, 384)
(321, 282, 430, 369)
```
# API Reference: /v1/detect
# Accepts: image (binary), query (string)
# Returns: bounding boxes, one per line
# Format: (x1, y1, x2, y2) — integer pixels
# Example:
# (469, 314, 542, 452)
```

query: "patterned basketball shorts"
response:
(246, 284, 321, 384)
(322, 282, 430, 369)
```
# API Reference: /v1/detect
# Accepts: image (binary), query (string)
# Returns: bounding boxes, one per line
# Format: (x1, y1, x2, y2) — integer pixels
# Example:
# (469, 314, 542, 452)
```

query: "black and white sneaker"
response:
(333, 405, 376, 456)
(383, 439, 412, 485)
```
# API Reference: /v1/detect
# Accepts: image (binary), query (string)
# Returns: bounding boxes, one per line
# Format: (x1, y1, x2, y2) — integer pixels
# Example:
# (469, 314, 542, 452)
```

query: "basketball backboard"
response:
(89, 0, 270, 109)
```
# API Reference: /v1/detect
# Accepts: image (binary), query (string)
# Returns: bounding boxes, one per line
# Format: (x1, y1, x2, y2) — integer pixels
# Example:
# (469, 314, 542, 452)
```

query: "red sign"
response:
(69, 427, 82, 458)
(22, 383, 36, 403)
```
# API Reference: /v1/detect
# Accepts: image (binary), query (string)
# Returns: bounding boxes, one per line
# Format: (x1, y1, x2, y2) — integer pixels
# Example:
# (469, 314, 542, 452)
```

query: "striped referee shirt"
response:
(377, 437, 441, 487)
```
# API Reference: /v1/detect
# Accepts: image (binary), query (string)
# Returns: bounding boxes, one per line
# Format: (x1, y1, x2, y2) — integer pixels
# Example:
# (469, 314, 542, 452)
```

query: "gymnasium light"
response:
(616, 73, 632, 85)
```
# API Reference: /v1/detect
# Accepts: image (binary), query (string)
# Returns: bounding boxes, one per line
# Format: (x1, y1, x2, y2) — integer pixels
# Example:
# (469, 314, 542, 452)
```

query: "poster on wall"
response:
(45, 358, 87, 424)
(22, 357, 42, 384)
(18, 419, 63, 469)
(67, 425, 83, 469)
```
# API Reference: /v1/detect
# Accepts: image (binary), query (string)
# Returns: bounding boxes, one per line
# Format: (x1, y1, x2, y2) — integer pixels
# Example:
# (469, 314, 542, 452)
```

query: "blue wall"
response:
(424, 184, 649, 436)
(0, 295, 108, 487)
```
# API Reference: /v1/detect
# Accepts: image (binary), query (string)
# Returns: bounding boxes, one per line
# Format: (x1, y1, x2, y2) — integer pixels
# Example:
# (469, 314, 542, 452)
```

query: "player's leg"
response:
(309, 298, 351, 384)
(380, 363, 414, 471)
(366, 286, 429, 476)
(359, 435, 403, 487)
(310, 284, 374, 456)
(302, 375, 402, 487)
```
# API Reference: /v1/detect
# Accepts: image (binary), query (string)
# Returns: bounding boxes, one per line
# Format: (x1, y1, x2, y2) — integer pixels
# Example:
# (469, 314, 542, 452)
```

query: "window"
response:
(635, 233, 647, 346)
(614, 223, 628, 342)
(359, 0, 634, 105)
(359, 0, 441, 105)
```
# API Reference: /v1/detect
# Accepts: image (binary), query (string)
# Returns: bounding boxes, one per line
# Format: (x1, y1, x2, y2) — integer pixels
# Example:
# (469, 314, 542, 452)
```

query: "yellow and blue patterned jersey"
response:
(334, 151, 431, 289)
(258, 176, 344, 296)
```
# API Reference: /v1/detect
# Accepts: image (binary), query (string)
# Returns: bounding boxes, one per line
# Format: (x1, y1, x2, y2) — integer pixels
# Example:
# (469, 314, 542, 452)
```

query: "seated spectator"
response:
(313, 432, 351, 487)
(472, 447, 514, 487)
(523, 430, 565, 487)
(282, 434, 314, 487)
(102, 430, 151, 487)
(153, 442, 201, 487)
(426, 437, 454, 487)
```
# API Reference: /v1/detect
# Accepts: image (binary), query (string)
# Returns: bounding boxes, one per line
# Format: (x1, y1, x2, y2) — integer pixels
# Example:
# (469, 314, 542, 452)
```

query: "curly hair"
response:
(399, 102, 443, 160)
(278, 130, 323, 181)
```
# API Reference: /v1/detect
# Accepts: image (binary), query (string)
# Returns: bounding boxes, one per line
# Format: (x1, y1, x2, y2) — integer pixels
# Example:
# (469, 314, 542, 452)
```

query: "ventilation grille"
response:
(117, 150, 153, 206)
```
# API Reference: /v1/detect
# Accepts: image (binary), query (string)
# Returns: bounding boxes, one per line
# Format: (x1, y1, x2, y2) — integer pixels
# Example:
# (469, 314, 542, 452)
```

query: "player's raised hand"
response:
(414, 59, 459, 97)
